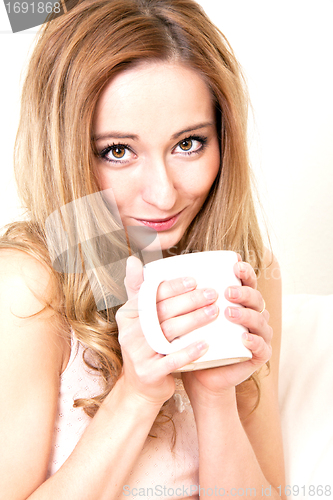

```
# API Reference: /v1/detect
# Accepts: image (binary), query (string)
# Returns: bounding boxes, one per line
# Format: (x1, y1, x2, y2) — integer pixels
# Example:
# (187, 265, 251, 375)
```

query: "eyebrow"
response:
(93, 131, 138, 142)
(171, 122, 215, 140)
(93, 122, 214, 142)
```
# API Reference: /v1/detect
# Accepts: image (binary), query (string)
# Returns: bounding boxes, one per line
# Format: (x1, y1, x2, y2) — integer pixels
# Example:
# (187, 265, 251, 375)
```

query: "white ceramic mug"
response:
(138, 250, 252, 371)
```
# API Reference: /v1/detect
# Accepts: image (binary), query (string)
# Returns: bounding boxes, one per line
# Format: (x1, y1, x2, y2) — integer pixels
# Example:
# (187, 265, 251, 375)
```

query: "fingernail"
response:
(196, 341, 209, 353)
(238, 262, 246, 272)
(203, 288, 217, 300)
(204, 304, 218, 317)
(228, 287, 241, 299)
(188, 341, 209, 358)
(228, 307, 241, 318)
(242, 332, 253, 341)
(183, 277, 196, 289)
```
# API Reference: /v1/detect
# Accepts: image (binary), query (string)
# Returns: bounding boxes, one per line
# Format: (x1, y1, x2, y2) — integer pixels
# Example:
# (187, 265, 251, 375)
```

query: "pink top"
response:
(47, 335, 199, 499)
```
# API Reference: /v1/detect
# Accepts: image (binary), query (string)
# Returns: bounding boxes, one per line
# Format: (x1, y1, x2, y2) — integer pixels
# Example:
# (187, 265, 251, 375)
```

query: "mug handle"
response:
(138, 278, 176, 355)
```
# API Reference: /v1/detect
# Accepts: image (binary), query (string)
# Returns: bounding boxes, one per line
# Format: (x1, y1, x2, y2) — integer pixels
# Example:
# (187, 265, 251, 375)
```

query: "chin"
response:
(159, 230, 184, 249)
(143, 231, 184, 259)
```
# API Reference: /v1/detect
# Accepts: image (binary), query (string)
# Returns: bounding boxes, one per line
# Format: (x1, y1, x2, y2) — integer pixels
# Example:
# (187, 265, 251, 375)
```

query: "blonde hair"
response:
(2, 0, 265, 416)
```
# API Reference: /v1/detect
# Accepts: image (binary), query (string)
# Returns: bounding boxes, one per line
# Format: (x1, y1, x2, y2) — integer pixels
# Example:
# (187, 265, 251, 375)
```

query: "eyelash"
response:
(97, 134, 208, 165)
(176, 135, 208, 156)
(98, 142, 132, 164)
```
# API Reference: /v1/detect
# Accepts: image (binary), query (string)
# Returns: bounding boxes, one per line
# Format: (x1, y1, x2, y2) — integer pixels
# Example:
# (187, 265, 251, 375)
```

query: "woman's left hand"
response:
(182, 257, 273, 403)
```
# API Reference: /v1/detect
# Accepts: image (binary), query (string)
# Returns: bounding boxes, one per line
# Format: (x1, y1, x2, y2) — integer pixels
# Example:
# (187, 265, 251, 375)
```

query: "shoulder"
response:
(257, 247, 281, 287)
(257, 246, 282, 340)
(257, 248, 282, 327)
(0, 248, 53, 310)
(0, 248, 70, 373)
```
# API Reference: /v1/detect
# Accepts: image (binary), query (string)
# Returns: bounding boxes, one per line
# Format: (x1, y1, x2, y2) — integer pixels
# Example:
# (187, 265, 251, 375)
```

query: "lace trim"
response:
(173, 377, 192, 413)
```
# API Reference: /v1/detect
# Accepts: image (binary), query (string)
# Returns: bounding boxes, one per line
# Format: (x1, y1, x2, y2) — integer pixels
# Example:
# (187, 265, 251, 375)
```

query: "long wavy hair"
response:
(1, 0, 265, 417)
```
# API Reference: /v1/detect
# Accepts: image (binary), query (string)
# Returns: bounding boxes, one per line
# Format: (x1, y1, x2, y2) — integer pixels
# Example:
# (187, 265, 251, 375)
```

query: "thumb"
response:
(124, 256, 144, 300)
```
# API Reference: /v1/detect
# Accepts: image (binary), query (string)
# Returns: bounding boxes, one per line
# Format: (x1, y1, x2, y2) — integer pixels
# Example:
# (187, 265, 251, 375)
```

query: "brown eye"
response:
(98, 143, 135, 164)
(173, 137, 206, 156)
(112, 146, 126, 158)
(179, 139, 193, 151)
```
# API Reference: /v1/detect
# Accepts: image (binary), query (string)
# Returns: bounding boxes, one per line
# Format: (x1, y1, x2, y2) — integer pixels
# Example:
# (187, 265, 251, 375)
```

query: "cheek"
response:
(94, 166, 129, 213)
(205, 145, 221, 187)
(187, 152, 220, 199)
(94, 164, 112, 191)
(93, 160, 104, 188)
(95, 162, 129, 193)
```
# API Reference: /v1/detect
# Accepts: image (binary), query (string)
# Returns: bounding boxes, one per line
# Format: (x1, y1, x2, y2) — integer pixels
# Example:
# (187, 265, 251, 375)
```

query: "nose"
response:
(141, 157, 177, 211)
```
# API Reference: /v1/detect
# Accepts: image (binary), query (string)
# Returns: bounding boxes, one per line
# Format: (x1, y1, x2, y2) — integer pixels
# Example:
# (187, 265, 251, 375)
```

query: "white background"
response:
(1, 0, 332, 295)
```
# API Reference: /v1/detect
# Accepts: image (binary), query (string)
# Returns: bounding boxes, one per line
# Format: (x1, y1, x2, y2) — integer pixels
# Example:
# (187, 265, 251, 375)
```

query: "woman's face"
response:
(93, 61, 220, 252)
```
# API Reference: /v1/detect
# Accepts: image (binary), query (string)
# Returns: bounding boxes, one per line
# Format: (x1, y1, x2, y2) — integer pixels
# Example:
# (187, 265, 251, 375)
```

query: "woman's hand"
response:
(115, 256, 215, 407)
(182, 257, 273, 404)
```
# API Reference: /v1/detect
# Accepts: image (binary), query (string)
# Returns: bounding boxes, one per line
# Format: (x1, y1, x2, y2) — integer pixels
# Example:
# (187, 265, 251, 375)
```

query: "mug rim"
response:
(142, 249, 237, 270)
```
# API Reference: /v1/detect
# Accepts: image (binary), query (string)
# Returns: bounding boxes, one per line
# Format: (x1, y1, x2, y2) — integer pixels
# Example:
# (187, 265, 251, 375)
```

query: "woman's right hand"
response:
(115, 256, 218, 407)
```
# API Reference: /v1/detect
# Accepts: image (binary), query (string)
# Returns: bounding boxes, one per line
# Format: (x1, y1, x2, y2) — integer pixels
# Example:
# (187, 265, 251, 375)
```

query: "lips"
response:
(134, 211, 182, 231)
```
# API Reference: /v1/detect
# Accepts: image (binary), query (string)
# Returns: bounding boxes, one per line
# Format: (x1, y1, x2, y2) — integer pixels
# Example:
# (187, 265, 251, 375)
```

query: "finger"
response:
(156, 276, 197, 302)
(116, 296, 139, 324)
(225, 306, 272, 344)
(225, 286, 267, 316)
(124, 256, 144, 300)
(242, 332, 272, 365)
(157, 287, 218, 323)
(233, 261, 257, 290)
(161, 302, 219, 341)
(159, 340, 209, 374)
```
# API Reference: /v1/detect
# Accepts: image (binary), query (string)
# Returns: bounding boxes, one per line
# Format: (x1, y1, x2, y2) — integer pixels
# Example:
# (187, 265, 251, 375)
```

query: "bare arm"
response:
(0, 251, 208, 500)
(0, 251, 161, 499)
(183, 251, 286, 499)
(0, 249, 66, 497)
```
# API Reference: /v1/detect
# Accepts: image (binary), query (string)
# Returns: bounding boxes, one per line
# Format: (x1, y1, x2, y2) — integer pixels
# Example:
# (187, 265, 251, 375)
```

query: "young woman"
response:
(0, 0, 285, 498)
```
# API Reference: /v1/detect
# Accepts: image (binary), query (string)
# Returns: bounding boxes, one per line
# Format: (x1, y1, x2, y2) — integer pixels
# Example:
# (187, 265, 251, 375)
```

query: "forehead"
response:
(93, 61, 215, 137)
